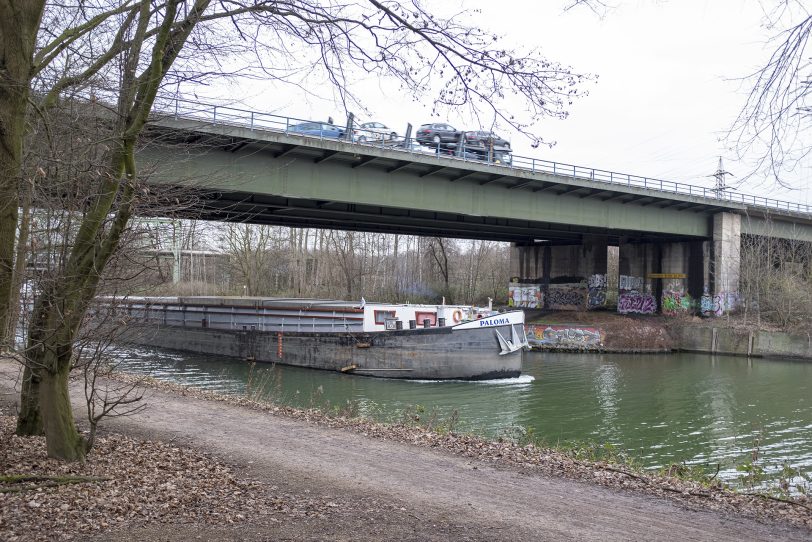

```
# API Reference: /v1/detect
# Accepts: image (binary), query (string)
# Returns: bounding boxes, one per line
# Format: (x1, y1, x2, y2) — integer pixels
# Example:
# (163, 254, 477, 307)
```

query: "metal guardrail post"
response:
(250, 112, 254, 130)
(212, 106, 217, 125)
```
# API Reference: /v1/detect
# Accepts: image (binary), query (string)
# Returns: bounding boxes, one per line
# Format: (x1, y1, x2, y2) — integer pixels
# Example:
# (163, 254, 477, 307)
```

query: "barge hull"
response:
(129, 324, 522, 380)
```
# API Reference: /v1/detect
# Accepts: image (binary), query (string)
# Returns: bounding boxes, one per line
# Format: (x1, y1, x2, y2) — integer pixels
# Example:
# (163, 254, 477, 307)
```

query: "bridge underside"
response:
(183, 189, 700, 245)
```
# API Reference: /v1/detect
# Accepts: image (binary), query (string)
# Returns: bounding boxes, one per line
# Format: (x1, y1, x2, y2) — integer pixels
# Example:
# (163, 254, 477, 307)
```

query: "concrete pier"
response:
(510, 212, 744, 315)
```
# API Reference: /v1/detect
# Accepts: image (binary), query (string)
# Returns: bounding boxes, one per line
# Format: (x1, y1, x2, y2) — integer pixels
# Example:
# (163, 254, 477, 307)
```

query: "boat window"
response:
(414, 311, 437, 326)
(374, 310, 396, 325)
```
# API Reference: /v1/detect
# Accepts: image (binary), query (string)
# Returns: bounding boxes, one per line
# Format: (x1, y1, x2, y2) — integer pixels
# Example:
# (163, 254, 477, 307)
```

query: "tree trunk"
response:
(0, 1, 45, 348)
(6, 196, 31, 341)
(39, 358, 86, 461)
(15, 364, 42, 435)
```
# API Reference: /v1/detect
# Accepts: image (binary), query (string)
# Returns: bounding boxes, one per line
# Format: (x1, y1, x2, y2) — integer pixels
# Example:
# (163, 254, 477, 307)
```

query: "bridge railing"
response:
(151, 97, 812, 217)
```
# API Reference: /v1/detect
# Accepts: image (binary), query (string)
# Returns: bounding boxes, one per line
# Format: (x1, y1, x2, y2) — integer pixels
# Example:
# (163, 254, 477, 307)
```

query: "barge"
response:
(110, 297, 528, 380)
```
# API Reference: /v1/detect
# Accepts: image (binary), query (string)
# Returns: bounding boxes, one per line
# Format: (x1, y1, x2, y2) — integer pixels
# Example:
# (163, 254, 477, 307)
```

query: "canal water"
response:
(115, 347, 812, 490)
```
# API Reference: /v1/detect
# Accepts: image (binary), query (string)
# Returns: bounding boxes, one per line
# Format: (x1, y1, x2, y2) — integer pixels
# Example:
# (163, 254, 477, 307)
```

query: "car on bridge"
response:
(461, 130, 511, 153)
(415, 123, 460, 148)
(354, 121, 398, 143)
(289, 121, 345, 139)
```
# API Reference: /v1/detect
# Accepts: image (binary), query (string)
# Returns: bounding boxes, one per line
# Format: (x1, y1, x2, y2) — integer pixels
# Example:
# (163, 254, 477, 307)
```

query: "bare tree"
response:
(427, 237, 457, 303)
(6, 0, 593, 460)
(219, 223, 284, 296)
(730, 1, 812, 187)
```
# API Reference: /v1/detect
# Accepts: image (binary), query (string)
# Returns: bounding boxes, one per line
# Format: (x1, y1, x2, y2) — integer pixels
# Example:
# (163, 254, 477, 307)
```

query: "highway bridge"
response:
(138, 99, 812, 313)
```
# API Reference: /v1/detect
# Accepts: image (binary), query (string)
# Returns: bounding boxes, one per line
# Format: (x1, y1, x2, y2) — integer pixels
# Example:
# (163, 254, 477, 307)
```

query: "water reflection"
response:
(113, 346, 812, 489)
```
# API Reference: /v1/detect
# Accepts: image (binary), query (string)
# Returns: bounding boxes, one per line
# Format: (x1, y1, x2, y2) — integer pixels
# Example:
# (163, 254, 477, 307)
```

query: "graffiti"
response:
(526, 324, 603, 347)
(661, 291, 693, 315)
(587, 287, 606, 307)
(619, 275, 643, 291)
(587, 274, 606, 309)
(508, 284, 542, 308)
(700, 294, 723, 317)
(547, 285, 586, 310)
(617, 293, 656, 315)
(700, 291, 738, 317)
(588, 274, 607, 288)
(724, 292, 739, 312)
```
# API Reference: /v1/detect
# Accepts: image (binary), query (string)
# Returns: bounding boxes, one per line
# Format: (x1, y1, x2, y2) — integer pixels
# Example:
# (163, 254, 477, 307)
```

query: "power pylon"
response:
(709, 156, 734, 198)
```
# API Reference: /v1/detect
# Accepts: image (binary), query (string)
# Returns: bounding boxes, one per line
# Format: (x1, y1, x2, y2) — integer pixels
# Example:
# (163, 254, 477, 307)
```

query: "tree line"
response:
(150, 223, 509, 305)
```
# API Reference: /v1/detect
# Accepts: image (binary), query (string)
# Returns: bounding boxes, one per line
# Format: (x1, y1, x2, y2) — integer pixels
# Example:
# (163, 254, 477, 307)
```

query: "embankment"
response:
(526, 311, 812, 360)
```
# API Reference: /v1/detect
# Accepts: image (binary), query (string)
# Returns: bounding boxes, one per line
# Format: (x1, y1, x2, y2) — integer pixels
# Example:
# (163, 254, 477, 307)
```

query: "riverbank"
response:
(526, 311, 812, 360)
(0, 360, 810, 541)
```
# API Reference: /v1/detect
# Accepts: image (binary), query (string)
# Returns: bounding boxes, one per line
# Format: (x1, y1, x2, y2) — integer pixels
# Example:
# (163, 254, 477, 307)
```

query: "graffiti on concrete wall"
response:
(588, 274, 607, 288)
(587, 274, 607, 308)
(661, 290, 693, 315)
(617, 293, 657, 314)
(700, 293, 724, 317)
(588, 288, 607, 308)
(547, 284, 587, 310)
(619, 275, 643, 292)
(508, 284, 543, 308)
(526, 324, 603, 347)
(700, 291, 738, 317)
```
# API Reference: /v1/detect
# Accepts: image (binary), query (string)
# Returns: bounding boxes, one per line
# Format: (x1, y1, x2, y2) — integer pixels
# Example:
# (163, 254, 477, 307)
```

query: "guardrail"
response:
(152, 97, 812, 216)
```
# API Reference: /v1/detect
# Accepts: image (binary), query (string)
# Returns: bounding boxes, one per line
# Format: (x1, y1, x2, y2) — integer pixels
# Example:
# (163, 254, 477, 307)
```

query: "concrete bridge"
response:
(140, 100, 812, 315)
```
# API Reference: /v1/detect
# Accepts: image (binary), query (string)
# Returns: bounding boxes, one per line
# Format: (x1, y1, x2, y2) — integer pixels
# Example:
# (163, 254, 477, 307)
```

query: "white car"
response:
(354, 121, 398, 143)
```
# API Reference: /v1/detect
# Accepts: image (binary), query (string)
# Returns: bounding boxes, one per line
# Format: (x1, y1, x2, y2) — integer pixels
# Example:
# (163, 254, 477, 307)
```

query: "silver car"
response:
(354, 121, 398, 143)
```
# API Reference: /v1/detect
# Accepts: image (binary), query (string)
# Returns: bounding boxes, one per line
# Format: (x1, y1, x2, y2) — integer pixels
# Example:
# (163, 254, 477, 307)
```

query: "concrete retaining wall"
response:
(672, 325, 812, 360)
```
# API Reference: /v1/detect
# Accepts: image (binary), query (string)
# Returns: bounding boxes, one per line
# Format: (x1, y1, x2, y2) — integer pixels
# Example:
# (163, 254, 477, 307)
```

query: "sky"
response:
(196, 1, 811, 206)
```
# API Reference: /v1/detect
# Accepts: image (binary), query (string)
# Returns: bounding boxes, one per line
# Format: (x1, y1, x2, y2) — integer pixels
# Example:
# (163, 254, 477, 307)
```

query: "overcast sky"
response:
(204, 1, 810, 206)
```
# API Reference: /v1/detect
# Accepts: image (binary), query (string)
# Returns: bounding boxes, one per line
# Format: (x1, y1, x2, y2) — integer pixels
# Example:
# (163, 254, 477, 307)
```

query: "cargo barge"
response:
(110, 297, 528, 380)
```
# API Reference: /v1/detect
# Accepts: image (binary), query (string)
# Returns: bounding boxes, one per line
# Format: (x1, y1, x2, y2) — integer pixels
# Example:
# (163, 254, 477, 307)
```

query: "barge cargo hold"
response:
(112, 297, 528, 380)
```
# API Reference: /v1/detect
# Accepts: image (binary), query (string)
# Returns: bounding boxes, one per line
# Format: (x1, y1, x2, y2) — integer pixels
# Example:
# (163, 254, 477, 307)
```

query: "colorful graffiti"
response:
(547, 284, 586, 310)
(526, 324, 603, 347)
(700, 294, 723, 317)
(508, 284, 542, 308)
(661, 291, 693, 315)
(700, 291, 738, 317)
(617, 293, 657, 314)
(619, 275, 643, 291)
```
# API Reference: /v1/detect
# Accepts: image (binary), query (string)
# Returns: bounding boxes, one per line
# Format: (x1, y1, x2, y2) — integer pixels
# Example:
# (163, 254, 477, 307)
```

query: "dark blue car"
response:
(289, 121, 345, 139)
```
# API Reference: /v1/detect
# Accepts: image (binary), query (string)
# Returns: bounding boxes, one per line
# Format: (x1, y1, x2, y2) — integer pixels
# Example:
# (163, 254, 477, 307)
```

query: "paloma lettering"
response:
(480, 317, 509, 326)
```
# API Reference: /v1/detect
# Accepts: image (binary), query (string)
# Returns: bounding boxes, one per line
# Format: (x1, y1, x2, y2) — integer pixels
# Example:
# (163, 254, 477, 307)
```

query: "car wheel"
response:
(358, 135, 367, 143)
(390, 132, 398, 140)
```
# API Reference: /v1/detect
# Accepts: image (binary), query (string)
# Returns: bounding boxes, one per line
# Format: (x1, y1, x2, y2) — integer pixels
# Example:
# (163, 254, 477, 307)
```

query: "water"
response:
(115, 347, 812, 489)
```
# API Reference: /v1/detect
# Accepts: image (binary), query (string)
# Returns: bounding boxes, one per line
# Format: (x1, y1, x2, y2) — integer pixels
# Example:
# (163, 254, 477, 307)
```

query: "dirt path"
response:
(1, 364, 808, 541)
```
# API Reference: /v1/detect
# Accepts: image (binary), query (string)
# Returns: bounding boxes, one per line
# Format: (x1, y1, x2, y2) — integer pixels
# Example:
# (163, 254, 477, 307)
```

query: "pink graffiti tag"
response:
(617, 293, 656, 315)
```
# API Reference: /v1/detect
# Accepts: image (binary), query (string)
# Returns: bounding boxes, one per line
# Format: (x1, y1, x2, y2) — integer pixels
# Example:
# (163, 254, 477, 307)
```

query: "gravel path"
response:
(1, 362, 809, 541)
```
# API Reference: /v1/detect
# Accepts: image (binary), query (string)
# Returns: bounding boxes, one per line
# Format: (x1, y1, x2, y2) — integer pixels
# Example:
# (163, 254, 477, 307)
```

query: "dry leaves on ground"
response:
(0, 413, 337, 541)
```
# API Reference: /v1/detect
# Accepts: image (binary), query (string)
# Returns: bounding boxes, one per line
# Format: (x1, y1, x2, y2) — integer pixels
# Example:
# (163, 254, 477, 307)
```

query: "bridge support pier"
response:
(511, 214, 740, 316)
(616, 239, 707, 315)
(710, 212, 741, 313)
(509, 236, 608, 311)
